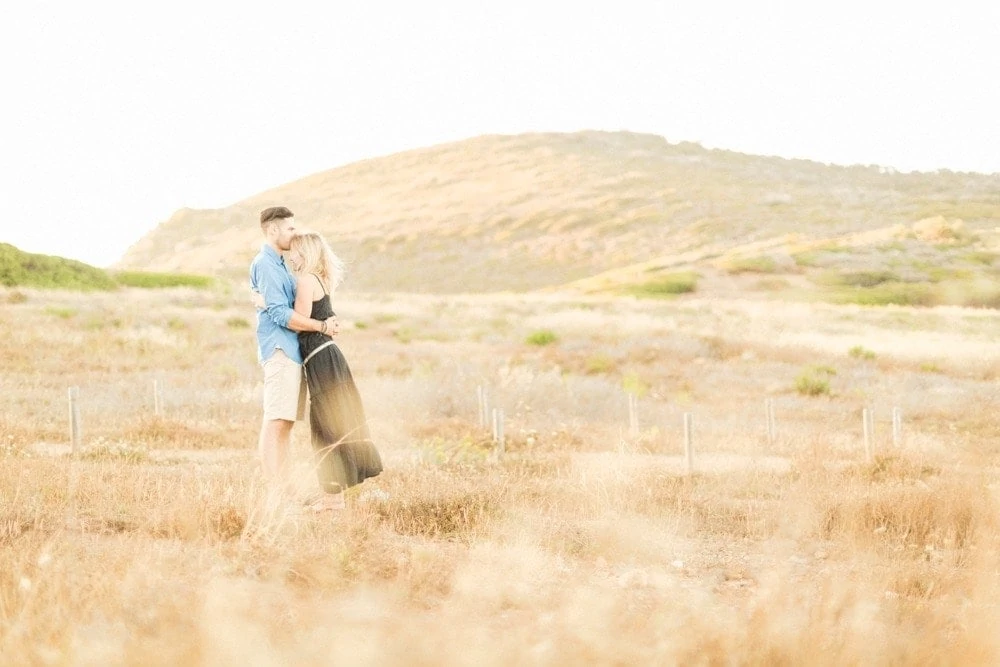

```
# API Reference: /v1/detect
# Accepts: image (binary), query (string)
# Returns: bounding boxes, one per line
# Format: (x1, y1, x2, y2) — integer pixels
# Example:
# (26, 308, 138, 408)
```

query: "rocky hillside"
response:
(115, 131, 1000, 294)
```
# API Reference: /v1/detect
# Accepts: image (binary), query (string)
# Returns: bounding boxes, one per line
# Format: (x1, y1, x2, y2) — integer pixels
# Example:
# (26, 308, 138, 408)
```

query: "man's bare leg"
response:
(258, 418, 294, 490)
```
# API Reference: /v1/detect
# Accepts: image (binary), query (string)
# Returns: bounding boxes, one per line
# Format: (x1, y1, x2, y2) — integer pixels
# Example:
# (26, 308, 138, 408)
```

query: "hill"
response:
(0, 243, 215, 292)
(0, 243, 118, 290)
(115, 131, 1000, 295)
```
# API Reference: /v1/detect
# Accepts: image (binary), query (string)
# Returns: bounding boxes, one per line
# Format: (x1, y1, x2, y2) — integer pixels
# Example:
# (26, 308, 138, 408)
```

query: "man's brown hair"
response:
(260, 206, 294, 228)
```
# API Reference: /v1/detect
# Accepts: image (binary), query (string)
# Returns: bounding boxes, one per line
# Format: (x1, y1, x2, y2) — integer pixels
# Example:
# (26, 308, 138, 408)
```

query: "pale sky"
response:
(2, 1, 998, 268)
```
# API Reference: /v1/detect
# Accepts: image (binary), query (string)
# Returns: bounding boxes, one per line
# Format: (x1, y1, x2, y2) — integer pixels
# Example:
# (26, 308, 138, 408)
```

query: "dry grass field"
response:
(4, 281, 1000, 665)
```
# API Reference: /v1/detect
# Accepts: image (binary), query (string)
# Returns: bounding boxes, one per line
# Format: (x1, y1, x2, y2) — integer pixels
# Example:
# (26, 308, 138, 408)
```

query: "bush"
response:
(43, 306, 77, 319)
(623, 372, 649, 398)
(834, 283, 935, 307)
(836, 270, 898, 288)
(953, 284, 1000, 309)
(0, 243, 117, 290)
(2, 290, 28, 304)
(794, 365, 836, 396)
(964, 251, 997, 266)
(848, 345, 876, 360)
(525, 330, 558, 346)
(584, 354, 616, 374)
(627, 271, 698, 297)
(723, 256, 778, 274)
(962, 292, 1000, 309)
(792, 251, 824, 268)
(753, 277, 790, 291)
(112, 271, 214, 289)
(0, 244, 214, 292)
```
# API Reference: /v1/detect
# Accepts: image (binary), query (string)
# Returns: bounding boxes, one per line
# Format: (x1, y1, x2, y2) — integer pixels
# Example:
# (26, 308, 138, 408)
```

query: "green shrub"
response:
(753, 277, 790, 291)
(584, 354, 616, 374)
(0, 245, 216, 292)
(834, 283, 935, 307)
(623, 372, 649, 398)
(3, 290, 28, 304)
(926, 267, 971, 283)
(792, 251, 824, 267)
(837, 270, 898, 288)
(112, 271, 213, 289)
(226, 317, 250, 329)
(794, 365, 836, 396)
(848, 345, 876, 360)
(43, 306, 77, 319)
(627, 271, 698, 297)
(959, 287, 1000, 309)
(724, 256, 778, 274)
(525, 330, 558, 346)
(0, 243, 117, 290)
(84, 316, 123, 331)
(964, 251, 997, 266)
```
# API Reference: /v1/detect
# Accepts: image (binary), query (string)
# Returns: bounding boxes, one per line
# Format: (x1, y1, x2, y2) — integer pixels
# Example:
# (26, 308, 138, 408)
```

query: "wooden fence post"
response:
(862, 407, 873, 462)
(492, 408, 505, 455)
(765, 398, 776, 446)
(683, 412, 694, 475)
(479, 386, 490, 430)
(477, 385, 484, 428)
(68, 387, 81, 457)
(497, 408, 505, 455)
(628, 393, 638, 438)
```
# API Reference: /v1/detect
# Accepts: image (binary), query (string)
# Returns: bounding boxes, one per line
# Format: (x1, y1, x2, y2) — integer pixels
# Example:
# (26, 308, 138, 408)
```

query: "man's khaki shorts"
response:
(262, 349, 306, 422)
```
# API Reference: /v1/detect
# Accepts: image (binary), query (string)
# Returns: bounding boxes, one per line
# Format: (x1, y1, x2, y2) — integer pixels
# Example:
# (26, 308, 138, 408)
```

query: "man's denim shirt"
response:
(250, 244, 302, 364)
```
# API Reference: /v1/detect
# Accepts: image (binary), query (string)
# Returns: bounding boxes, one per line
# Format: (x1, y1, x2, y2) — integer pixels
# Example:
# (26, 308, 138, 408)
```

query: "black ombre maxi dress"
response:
(298, 282, 383, 494)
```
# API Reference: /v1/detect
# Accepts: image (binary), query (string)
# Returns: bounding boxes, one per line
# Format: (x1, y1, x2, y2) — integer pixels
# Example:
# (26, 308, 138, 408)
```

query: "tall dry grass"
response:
(3, 284, 1000, 664)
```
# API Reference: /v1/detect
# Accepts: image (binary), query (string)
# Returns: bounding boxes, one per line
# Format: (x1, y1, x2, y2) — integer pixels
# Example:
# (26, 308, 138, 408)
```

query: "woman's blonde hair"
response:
(289, 232, 345, 293)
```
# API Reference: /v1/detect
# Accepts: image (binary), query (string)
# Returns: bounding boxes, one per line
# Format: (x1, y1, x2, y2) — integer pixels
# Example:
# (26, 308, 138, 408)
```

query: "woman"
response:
(287, 231, 383, 511)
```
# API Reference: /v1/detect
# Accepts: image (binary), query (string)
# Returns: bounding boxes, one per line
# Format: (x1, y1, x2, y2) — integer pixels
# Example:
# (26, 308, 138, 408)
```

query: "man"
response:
(250, 206, 339, 489)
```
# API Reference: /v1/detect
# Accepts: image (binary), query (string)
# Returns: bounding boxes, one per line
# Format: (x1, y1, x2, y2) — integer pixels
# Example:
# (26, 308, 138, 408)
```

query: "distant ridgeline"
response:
(0, 243, 213, 290)
(115, 130, 1000, 294)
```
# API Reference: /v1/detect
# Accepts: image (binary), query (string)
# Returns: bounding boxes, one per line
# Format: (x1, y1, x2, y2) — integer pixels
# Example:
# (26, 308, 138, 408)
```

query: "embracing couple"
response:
(250, 206, 382, 512)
